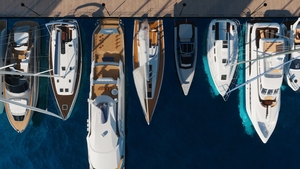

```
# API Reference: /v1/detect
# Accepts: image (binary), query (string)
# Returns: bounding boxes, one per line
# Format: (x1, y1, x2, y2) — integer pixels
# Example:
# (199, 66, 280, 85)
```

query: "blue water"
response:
(1, 17, 300, 169)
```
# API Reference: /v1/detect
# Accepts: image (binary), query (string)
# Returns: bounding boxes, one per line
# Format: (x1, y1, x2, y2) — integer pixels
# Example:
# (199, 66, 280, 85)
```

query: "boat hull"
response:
(47, 19, 82, 120)
(245, 21, 283, 143)
(174, 20, 198, 96)
(4, 21, 40, 133)
(87, 18, 125, 169)
(207, 19, 239, 100)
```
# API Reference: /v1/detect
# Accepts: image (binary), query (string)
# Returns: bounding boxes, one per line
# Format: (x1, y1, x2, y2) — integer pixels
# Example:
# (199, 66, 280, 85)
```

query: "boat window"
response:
(61, 43, 65, 54)
(62, 104, 68, 110)
(261, 88, 267, 95)
(221, 75, 227, 80)
(222, 59, 227, 64)
(180, 43, 194, 53)
(13, 115, 25, 121)
(180, 54, 193, 68)
(65, 88, 69, 92)
(147, 92, 152, 98)
(99, 28, 119, 34)
(62, 66, 66, 71)
(60, 88, 63, 92)
(223, 41, 228, 48)
(267, 89, 273, 95)
(102, 130, 108, 137)
(98, 103, 108, 124)
(290, 59, 300, 69)
(274, 89, 279, 95)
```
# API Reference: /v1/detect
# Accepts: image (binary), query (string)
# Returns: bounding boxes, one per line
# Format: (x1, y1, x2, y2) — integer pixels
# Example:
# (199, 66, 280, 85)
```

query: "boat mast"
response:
(225, 49, 300, 96)
(231, 48, 300, 66)
(0, 97, 63, 120)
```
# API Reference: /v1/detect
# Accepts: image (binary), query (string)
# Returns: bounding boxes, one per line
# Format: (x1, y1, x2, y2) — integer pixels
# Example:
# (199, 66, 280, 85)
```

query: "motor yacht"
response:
(245, 20, 286, 143)
(174, 19, 197, 96)
(86, 18, 125, 169)
(45, 19, 82, 120)
(4, 21, 40, 133)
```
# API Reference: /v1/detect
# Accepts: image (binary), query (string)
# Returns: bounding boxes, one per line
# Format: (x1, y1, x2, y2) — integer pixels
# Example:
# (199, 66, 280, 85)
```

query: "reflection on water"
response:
(238, 24, 255, 136)
(202, 27, 219, 98)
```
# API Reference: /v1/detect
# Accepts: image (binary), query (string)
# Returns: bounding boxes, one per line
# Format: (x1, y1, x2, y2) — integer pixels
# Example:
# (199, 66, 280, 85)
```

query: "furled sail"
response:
(133, 64, 149, 119)
(138, 20, 150, 81)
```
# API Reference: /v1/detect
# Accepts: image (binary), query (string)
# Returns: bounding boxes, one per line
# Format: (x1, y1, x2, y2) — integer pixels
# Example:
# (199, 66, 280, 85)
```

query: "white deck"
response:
(48, 21, 79, 96)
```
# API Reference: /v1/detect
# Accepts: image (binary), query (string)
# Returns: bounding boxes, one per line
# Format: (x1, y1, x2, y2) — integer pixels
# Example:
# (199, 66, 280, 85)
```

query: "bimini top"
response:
(179, 24, 193, 42)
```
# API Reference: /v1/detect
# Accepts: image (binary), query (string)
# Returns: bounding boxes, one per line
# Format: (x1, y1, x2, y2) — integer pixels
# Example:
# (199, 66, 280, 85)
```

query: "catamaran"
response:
(174, 19, 197, 96)
(245, 20, 286, 143)
(0, 20, 7, 114)
(45, 19, 82, 120)
(86, 18, 125, 169)
(132, 19, 165, 125)
(207, 19, 239, 100)
(3, 21, 40, 133)
(281, 17, 300, 91)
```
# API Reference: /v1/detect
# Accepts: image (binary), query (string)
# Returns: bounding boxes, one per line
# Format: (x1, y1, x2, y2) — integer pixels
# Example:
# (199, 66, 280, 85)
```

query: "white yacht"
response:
(45, 19, 82, 120)
(4, 21, 40, 133)
(0, 20, 7, 114)
(281, 17, 300, 91)
(245, 20, 286, 143)
(207, 19, 239, 100)
(174, 19, 197, 95)
(132, 19, 165, 124)
(86, 18, 125, 169)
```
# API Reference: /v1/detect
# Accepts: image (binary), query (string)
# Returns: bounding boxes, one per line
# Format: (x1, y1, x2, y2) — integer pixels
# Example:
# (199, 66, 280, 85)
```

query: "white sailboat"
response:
(0, 20, 7, 114)
(132, 19, 165, 124)
(281, 17, 300, 91)
(45, 19, 82, 120)
(86, 18, 125, 169)
(174, 19, 197, 96)
(207, 19, 239, 100)
(245, 20, 287, 143)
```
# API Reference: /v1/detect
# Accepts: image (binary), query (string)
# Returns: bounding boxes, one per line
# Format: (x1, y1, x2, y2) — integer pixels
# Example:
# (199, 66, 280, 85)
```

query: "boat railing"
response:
(223, 63, 240, 101)
(231, 18, 241, 31)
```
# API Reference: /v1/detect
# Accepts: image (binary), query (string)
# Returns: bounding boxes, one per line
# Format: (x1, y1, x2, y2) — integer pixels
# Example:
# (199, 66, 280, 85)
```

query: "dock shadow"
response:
(264, 9, 292, 17)
(64, 2, 105, 17)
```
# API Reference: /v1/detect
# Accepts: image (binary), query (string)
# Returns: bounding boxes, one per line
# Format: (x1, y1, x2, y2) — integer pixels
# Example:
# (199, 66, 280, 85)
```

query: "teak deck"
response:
(4, 21, 39, 132)
(133, 19, 165, 124)
(49, 21, 82, 119)
(92, 18, 124, 101)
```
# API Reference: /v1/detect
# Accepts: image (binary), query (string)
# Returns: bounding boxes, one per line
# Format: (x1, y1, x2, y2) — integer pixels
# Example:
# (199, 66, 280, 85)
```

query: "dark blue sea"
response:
(1, 17, 300, 169)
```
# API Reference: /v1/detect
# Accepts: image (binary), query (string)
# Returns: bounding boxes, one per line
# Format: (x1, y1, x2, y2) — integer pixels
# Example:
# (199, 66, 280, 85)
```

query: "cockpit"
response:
(179, 43, 194, 68)
(5, 75, 29, 93)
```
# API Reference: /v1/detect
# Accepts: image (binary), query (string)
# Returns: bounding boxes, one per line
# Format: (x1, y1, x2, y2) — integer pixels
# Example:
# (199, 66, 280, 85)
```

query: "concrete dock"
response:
(0, 0, 299, 17)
